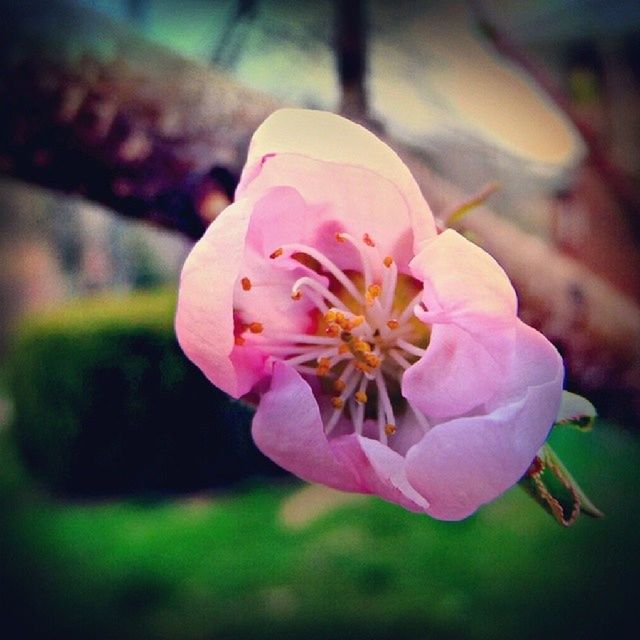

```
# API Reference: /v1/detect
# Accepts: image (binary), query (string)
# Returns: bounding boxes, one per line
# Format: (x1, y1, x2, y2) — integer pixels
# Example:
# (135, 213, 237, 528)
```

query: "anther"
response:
(325, 310, 338, 323)
(355, 391, 368, 404)
(248, 322, 263, 334)
(384, 423, 397, 436)
(353, 339, 371, 353)
(367, 284, 381, 298)
(269, 247, 283, 259)
(383, 256, 393, 268)
(363, 233, 375, 247)
(234, 336, 246, 346)
(364, 353, 381, 368)
(338, 343, 350, 355)
(365, 283, 381, 305)
(241, 277, 252, 291)
(340, 331, 352, 342)
(326, 324, 341, 338)
(386, 319, 400, 330)
(331, 397, 345, 409)
(334, 379, 346, 392)
(350, 315, 365, 328)
(335, 232, 345, 243)
(291, 290, 302, 300)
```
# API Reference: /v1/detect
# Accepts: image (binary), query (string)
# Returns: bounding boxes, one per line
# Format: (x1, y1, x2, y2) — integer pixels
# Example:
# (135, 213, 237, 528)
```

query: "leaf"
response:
(519, 443, 603, 527)
(554, 391, 597, 431)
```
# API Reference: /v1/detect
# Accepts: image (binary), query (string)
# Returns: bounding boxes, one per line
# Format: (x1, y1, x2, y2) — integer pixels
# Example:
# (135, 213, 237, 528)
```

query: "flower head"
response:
(176, 109, 563, 520)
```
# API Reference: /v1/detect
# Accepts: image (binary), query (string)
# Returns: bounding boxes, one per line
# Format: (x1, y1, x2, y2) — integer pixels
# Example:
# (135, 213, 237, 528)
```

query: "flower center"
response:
(236, 231, 431, 444)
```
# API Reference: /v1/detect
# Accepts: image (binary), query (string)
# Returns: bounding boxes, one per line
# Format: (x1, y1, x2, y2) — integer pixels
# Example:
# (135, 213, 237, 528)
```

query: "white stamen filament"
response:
(396, 338, 426, 358)
(337, 232, 373, 288)
(398, 291, 424, 325)
(281, 243, 365, 304)
(291, 276, 349, 311)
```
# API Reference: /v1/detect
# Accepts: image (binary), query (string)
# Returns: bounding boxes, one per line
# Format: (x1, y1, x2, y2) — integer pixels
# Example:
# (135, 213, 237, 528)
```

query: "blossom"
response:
(176, 108, 564, 520)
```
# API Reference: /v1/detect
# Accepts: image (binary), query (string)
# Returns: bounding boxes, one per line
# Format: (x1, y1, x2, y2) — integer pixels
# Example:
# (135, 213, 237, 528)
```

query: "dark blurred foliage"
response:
(7, 290, 285, 497)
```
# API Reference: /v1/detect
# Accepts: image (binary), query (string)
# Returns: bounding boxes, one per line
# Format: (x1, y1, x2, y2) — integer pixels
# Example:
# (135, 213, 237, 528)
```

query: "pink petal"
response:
(176, 187, 310, 398)
(403, 229, 519, 418)
(251, 362, 360, 492)
(402, 322, 515, 419)
(410, 229, 517, 325)
(405, 321, 563, 521)
(331, 434, 429, 513)
(176, 196, 255, 398)
(237, 109, 437, 265)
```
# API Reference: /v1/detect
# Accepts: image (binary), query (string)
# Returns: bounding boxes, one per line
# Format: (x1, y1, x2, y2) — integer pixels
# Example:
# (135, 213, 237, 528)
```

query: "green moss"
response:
(6, 289, 282, 496)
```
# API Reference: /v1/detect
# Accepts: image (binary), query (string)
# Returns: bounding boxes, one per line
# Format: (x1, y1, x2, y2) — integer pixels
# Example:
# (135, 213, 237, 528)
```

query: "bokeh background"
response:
(1, 1, 639, 638)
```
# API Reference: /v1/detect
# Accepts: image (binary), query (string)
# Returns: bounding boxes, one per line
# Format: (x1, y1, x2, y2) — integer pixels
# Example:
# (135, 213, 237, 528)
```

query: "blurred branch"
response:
(469, 0, 640, 234)
(0, 0, 639, 417)
(0, 0, 280, 239)
(334, 0, 369, 120)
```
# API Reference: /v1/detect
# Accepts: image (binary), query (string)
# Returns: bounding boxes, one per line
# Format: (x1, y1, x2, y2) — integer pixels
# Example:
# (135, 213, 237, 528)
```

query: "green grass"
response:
(1, 422, 637, 640)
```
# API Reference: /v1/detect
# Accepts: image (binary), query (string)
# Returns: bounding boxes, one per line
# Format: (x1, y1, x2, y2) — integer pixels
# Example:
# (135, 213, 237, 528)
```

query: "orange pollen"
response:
(241, 277, 252, 291)
(335, 232, 345, 243)
(325, 309, 338, 323)
(269, 247, 283, 259)
(291, 290, 302, 301)
(384, 424, 397, 436)
(234, 336, 246, 346)
(386, 319, 400, 330)
(316, 366, 330, 377)
(248, 322, 263, 334)
(338, 343, 350, 354)
(364, 353, 381, 368)
(362, 233, 375, 247)
(331, 396, 345, 409)
(383, 256, 393, 268)
(326, 324, 341, 337)
(353, 339, 371, 353)
(367, 284, 381, 298)
(355, 391, 368, 404)
(350, 315, 365, 328)
(333, 379, 346, 392)
(355, 361, 372, 374)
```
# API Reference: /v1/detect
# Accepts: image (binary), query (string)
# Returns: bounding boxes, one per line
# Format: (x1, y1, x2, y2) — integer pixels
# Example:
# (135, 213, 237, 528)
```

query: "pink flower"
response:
(176, 109, 564, 520)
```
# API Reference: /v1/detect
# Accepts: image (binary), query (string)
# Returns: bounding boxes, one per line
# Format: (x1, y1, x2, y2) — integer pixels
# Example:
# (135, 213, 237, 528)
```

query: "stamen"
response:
(386, 319, 399, 330)
(396, 338, 426, 358)
(355, 390, 368, 404)
(241, 277, 252, 291)
(383, 256, 393, 268)
(248, 322, 263, 334)
(291, 290, 302, 301)
(375, 370, 397, 439)
(365, 283, 381, 306)
(352, 376, 368, 434)
(234, 336, 245, 346)
(387, 348, 412, 370)
(334, 378, 346, 392)
(336, 232, 373, 288)
(269, 247, 283, 259)
(408, 401, 430, 433)
(291, 276, 349, 311)
(381, 258, 398, 314)
(398, 291, 424, 325)
(331, 397, 344, 409)
(280, 242, 364, 304)
(384, 424, 397, 436)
